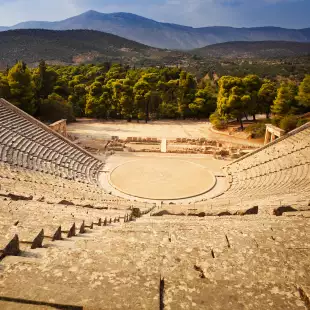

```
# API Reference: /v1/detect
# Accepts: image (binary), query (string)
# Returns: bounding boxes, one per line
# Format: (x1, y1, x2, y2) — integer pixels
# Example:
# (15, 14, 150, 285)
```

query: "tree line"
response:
(212, 74, 310, 131)
(0, 61, 217, 122)
(0, 61, 309, 132)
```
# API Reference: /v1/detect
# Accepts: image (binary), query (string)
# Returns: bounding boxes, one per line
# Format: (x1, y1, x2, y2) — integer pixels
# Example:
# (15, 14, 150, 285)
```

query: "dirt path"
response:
(68, 118, 263, 147)
(201, 123, 263, 147)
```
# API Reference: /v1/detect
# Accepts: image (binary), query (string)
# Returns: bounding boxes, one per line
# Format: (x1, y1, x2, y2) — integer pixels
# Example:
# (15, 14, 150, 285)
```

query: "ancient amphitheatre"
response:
(0, 97, 310, 309)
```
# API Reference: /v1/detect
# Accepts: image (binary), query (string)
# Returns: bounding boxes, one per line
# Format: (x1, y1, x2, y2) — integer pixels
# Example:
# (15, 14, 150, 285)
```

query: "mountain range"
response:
(0, 29, 188, 68)
(1, 10, 310, 50)
(192, 41, 310, 59)
(1, 29, 309, 71)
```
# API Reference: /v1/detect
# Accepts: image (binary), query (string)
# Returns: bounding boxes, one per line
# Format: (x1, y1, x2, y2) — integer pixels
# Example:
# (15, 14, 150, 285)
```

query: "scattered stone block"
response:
(52, 226, 62, 241)
(31, 229, 44, 249)
(79, 221, 86, 234)
(59, 200, 75, 206)
(218, 211, 232, 216)
(273, 206, 297, 216)
(67, 223, 76, 238)
(0, 235, 20, 257)
(132, 208, 141, 218)
(8, 194, 33, 201)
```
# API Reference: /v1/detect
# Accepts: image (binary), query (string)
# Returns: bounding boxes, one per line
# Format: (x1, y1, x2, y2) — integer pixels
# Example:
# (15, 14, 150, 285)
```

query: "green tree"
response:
(68, 83, 87, 117)
(53, 78, 70, 98)
(189, 88, 216, 118)
(32, 60, 58, 100)
(133, 79, 151, 122)
(217, 76, 247, 130)
(40, 93, 75, 122)
(134, 73, 161, 122)
(177, 71, 197, 118)
(158, 80, 179, 118)
(0, 73, 11, 99)
(85, 81, 110, 118)
(279, 115, 299, 132)
(296, 75, 310, 108)
(8, 61, 35, 115)
(272, 82, 298, 116)
(105, 64, 126, 81)
(258, 80, 277, 118)
(242, 74, 262, 120)
(210, 111, 228, 130)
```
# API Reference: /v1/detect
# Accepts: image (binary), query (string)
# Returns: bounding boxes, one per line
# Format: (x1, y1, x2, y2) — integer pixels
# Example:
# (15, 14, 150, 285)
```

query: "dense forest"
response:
(0, 60, 309, 135)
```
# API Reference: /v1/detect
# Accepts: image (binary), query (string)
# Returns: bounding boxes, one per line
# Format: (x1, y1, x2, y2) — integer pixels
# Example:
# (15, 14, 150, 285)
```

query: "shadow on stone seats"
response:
(0, 296, 83, 309)
(18, 250, 42, 259)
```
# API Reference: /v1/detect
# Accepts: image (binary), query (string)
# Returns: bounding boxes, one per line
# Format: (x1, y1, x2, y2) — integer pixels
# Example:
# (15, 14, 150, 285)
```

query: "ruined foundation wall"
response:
(49, 119, 67, 137)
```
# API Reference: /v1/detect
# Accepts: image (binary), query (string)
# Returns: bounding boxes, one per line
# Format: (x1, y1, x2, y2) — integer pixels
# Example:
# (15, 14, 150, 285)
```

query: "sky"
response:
(0, 0, 309, 28)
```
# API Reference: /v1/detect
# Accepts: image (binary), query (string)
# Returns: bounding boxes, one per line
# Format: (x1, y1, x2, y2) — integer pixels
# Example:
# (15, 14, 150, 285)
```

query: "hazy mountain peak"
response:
(79, 10, 105, 17)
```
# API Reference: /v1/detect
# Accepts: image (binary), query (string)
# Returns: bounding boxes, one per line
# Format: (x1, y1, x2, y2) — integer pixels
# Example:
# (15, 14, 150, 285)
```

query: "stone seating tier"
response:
(220, 122, 310, 205)
(1, 214, 310, 309)
(0, 99, 103, 185)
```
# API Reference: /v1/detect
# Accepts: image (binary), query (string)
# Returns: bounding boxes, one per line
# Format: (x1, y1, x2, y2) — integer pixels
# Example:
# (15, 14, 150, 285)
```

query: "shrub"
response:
(132, 208, 141, 218)
(40, 93, 75, 123)
(245, 122, 266, 138)
(297, 118, 309, 127)
(271, 116, 282, 127)
(210, 112, 228, 130)
(137, 112, 146, 121)
(279, 115, 299, 132)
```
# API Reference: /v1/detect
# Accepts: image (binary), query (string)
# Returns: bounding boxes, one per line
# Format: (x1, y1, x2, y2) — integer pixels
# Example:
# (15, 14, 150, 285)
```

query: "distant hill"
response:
(0, 29, 189, 68)
(1, 10, 310, 50)
(192, 41, 310, 59)
(1, 29, 310, 82)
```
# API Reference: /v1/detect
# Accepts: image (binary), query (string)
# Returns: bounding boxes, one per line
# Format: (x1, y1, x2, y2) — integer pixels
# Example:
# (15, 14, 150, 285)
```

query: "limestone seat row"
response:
(0, 195, 129, 261)
(0, 99, 103, 185)
(219, 123, 310, 206)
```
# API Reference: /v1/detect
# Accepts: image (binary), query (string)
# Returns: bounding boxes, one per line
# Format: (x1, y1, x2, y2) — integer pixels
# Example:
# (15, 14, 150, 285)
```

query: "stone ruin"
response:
(107, 136, 256, 159)
(49, 119, 67, 137)
(264, 124, 285, 145)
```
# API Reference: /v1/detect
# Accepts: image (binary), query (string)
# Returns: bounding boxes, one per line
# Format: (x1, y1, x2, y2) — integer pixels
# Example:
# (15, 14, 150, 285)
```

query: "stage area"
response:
(109, 158, 216, 200)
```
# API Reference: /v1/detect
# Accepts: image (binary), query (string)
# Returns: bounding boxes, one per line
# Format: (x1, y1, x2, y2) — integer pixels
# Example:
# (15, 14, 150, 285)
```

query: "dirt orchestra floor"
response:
(99, 152, 229, 204)
(109, 157, 216, 200)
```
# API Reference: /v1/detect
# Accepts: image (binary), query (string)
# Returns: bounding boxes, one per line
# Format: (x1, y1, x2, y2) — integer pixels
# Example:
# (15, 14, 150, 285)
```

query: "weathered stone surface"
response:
(0, 99, 310, 309)
(49, 119, 67, 137)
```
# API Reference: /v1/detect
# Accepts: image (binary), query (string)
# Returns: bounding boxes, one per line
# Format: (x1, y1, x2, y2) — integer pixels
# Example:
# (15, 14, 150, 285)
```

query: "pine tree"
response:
(272, 82, 298, 116)
(297, 75, 310, 108)
(8, 61, 36, 115)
